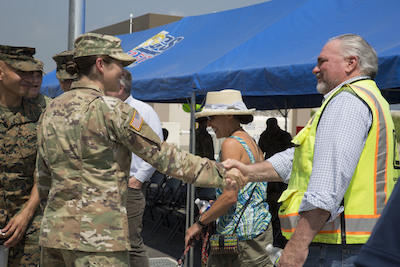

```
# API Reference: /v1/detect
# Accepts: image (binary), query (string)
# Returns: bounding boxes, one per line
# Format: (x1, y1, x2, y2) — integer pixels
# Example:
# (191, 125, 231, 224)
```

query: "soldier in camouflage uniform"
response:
(52, 50, 77, 92)
(0, 45, 45, 266)
(27, 59, 52, 109)
(36, 33, 243, 266)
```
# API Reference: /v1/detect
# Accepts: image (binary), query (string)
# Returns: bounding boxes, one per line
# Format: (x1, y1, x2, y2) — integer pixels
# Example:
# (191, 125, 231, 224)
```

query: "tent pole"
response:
(185, 91, 196, 267)
(265, 97, 290, 131)
(284, 98, 288, 131)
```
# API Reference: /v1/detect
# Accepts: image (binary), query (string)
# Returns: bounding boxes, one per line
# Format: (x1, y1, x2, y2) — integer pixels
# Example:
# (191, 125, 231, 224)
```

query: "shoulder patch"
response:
(130, 111, 144, 131)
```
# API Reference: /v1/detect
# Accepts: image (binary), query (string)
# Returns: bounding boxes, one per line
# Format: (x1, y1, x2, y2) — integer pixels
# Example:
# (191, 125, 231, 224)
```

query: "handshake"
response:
(222, 159, 282, 191)
(185, 156, 280, 189)
(223, 159, 249, 190)
(221, 159, 279, 189)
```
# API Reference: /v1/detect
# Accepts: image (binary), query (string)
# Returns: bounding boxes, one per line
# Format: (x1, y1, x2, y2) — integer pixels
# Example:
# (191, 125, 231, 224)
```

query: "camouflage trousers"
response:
(7, 213, 41, 267)
(41, 247, 130, 267)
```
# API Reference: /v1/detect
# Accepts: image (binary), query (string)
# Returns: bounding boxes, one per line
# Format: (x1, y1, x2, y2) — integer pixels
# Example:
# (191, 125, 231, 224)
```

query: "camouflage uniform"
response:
(30, 58, 52, 110)
(0, 45, 45, 266)
(36, 81, 227, 253)
(31, 93, 52, 110)
(0, 98, 43, 266)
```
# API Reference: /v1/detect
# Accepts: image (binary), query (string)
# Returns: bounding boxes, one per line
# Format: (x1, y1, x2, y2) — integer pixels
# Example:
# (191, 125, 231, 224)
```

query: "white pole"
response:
(130, 13, 134, 33)
(68, 0, 86, 50)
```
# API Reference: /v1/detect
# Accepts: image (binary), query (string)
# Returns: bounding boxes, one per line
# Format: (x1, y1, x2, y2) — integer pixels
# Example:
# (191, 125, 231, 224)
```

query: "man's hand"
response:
(223, 158, 282, 183)
(278, 208, 331, 267)
(1, 211, 30, 248)
(223, 159, 250, 188)
(128, 176, 143, 189)
(225, 167, 248, 189)
(1, 182, 40, 248)
(223, 158, 246, 171)
(277, 241, 309, 267)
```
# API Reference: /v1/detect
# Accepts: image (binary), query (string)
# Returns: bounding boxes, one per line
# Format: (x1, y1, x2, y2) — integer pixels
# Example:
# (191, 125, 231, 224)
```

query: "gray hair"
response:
(120, 68, 132, 95)
(329, 34, 378, 79)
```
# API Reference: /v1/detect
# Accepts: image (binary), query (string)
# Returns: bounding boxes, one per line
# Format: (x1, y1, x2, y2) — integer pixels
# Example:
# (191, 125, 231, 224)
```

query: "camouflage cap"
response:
(74, 33, 136, 67)
(33, 59, 45, 73)
(0, 45, 37, 71)
(52, 50, 78, 80)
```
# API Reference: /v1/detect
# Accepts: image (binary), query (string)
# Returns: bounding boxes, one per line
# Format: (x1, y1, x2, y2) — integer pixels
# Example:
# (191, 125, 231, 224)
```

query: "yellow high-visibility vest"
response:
(278, 79, 400, 244)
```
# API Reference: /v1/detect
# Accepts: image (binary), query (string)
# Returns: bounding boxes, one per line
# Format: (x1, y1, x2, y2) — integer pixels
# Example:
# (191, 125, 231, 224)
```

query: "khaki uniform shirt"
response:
(36, 81, 226, 252)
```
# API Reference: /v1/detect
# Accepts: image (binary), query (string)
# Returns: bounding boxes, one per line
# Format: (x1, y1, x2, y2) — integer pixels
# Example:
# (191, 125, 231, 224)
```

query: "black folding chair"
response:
(143, 171, 167, 221)
(149, 177, 183, 237)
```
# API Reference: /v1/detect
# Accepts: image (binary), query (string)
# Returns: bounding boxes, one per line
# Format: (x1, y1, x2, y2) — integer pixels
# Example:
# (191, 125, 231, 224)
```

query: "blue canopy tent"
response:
(42, 0, 400, 110)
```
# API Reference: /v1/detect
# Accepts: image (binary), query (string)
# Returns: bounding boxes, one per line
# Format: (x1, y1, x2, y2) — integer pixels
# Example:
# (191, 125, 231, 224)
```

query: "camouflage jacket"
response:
(0, 98, 43, 228)
(36, 82, 226, 252)
(31, 93, 52, 110)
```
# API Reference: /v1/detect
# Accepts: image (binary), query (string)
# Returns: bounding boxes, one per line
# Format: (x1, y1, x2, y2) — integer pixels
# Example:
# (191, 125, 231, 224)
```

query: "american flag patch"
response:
(130, 111, 143, 131)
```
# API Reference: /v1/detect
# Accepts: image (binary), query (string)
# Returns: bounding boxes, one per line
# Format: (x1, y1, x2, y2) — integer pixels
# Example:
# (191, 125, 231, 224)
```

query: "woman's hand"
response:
(225, 167, 248, 189)
(185, 223, 203, 247)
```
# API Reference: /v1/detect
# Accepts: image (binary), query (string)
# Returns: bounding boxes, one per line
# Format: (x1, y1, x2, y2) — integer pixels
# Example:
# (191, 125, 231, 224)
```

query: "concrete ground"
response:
(143, 212, 203, 267)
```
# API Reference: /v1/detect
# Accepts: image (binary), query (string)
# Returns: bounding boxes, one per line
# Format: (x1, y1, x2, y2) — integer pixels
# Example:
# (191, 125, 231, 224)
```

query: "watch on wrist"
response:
(196, 216, 207, 227)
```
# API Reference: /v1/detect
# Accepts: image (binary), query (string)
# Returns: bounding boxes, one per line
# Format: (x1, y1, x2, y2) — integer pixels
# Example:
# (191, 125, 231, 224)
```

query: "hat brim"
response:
(6, 60, 38, 72)
(109, 53, 136, 67)
(195, 108, 255, 118)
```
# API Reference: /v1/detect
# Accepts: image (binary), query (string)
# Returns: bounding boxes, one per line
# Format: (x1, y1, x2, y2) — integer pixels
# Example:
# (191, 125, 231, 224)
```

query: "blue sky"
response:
(1, 0, 268, 73)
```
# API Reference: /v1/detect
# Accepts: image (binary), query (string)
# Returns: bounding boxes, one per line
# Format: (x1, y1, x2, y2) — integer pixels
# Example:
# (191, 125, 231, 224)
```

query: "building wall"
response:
(91, 13, 183, 35)
(151, 103, 191, 150)
(288, 108, 312, 135)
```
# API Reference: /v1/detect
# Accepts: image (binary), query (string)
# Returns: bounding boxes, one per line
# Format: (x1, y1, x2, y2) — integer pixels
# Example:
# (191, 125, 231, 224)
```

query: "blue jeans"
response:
(305, 243, 362, 267)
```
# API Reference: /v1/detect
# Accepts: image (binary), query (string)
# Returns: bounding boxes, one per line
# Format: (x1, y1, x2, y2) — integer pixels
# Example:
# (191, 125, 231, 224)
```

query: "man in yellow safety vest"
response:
(224, 34, 400, 266)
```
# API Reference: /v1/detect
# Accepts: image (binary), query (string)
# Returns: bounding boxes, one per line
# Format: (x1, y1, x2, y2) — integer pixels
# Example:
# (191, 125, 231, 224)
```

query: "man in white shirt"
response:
(107, 68, 163, 267)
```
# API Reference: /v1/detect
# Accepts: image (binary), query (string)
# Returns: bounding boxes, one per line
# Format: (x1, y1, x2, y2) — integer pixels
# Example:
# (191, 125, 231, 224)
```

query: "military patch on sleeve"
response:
(130, 111, 143, 131)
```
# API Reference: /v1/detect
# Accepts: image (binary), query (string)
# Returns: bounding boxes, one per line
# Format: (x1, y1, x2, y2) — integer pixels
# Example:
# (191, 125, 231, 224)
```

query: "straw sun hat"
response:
(195, 89, 254, 123)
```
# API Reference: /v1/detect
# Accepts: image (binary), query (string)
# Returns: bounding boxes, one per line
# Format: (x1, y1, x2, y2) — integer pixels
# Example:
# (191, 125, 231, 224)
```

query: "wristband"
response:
(195, 216, 207, 228)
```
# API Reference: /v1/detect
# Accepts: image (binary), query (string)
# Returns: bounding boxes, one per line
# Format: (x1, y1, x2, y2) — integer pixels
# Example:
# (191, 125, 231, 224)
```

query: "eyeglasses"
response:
(59, 78, 77, 83)
(207, 116, 215, 121)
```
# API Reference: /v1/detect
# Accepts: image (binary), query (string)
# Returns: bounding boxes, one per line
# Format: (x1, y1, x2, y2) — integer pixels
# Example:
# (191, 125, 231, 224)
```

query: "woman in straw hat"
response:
(35, 34, 243, 267)
(185, 89, 273, 267)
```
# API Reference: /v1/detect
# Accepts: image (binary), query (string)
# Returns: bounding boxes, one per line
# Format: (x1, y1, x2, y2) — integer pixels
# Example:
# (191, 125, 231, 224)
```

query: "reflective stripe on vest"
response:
(352, 84, 388, 214)
(280, 213, 380, 235)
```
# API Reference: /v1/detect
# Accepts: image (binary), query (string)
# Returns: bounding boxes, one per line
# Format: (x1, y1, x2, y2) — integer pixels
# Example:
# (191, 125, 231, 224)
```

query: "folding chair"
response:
(150, 177, 183, 237)
(143, 171, 167, 221)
